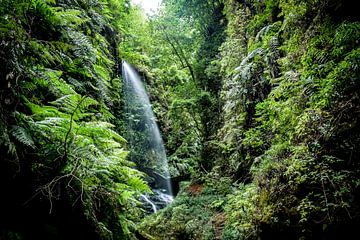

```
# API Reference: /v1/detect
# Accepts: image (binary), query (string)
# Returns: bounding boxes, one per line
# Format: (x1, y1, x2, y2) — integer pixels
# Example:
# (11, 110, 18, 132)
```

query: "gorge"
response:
(0, 0, 359, 239)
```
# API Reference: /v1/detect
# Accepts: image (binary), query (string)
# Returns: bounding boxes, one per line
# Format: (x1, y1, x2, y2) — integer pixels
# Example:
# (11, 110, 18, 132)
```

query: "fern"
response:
(0, 120, 18, 159)
(10, 125, 35, 148)
(0, 0, 147, 238)
(67, 30, 96, 65)
(67, 76, 86, 92)
(235, 48, 264, 72)
(39, 68, 76, 96)
(29, 92, 148, 202)
(50, 94, 81, 113)
(55, 8, 87, 28)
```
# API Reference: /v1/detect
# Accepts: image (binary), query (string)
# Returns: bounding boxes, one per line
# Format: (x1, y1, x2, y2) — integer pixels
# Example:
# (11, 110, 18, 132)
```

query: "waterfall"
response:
(122, 61, 173, 212)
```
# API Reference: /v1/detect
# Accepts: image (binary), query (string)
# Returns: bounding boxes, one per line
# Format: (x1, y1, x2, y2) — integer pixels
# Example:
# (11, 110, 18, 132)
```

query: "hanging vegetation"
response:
(1, 0, 359, 239)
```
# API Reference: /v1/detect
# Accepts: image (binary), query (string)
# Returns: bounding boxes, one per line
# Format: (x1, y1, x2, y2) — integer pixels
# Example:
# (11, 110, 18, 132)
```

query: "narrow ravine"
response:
(0, 0, 359, 239)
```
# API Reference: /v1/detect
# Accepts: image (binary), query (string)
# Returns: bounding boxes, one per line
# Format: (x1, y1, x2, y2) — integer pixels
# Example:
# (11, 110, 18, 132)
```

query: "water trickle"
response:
(141, 194, 157, 213)
(122, 61, 173, 212)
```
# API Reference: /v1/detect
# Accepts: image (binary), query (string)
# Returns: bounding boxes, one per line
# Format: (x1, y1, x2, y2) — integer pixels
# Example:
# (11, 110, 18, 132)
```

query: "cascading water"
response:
(122, 61, 173, 213)
(140, 194, 157, 213)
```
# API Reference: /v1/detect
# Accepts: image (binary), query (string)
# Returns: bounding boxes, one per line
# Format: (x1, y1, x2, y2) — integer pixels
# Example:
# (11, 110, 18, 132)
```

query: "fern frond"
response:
(26, 101, 65, 119)
(34, 117, 72, 140)
(36, 117, 71, 127)
(10, 126, 35, 148)
(235, 48, 264, 72)
(32, 68, 76, 97)
(79, 96, 98, 110)
(81, 121, 127, 143)
(96, 138, 122, 149)
(50, 94, 80, 113)
(94, 76, 111, 103)
(67, 77, 86, 93)
(67, 30, 96, 65)
(0, 120, 18, 158)
(55, 8, 87, 28)
(127, 177, 149, 193)
(71, 143, 102, 164)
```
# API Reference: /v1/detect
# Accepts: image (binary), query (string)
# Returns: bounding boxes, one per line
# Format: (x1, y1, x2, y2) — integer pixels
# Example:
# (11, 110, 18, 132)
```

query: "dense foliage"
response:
(131, 0, 360, 239)
(1, 0, 359, 239)
(0, 0, 149, 239)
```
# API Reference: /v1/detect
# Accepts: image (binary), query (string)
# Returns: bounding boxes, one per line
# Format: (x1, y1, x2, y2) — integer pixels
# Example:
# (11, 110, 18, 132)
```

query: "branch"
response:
(159, 25, 196, 82)
(159, 25, 186, 68)
(320, 171, 332, 222)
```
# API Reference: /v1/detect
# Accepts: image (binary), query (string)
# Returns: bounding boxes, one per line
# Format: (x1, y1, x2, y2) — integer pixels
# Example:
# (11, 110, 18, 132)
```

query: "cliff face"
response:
(0, 0, 359, 239)
(139, 0, 360, 239)
(215, 1, 360, 238)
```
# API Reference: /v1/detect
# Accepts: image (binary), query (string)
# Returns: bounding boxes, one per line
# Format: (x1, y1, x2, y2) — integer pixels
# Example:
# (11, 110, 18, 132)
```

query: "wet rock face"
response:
(123, 62, 173, 196)
(141, 189, 174, 214)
